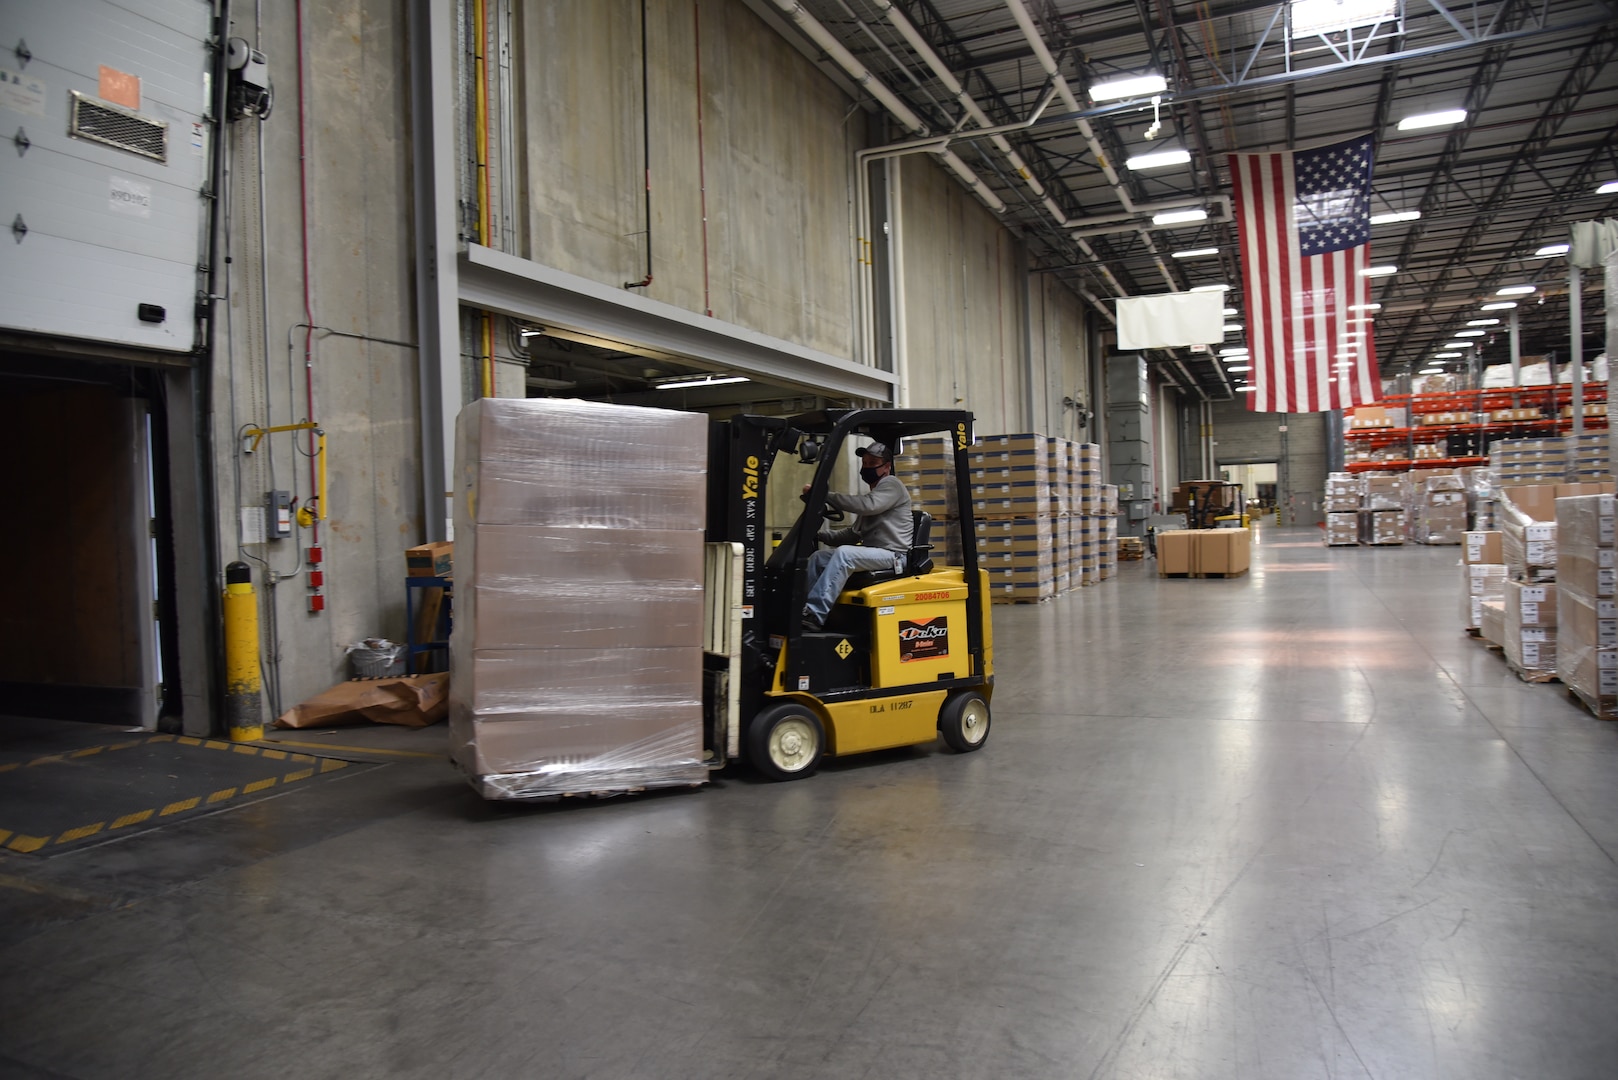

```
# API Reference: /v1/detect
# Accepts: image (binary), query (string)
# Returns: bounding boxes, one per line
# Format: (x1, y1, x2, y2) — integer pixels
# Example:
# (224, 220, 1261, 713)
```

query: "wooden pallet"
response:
(1566, 684, 1618, 720)
(1157, 570, 1251, 579)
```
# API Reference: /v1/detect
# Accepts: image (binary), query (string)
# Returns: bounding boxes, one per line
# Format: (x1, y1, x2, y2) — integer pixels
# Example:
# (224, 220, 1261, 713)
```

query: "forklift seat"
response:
(843, 510, 934, 590)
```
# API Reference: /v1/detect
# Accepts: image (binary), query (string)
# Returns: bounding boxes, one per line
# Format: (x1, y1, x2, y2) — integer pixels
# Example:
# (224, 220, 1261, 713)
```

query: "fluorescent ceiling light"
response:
(1219, 347, 1249, 357)
(1090, 73, 1168, 101)
(1223, 324, 1243, 334)
(1171, 247, 1220, 258)
(1599, 181, 1618, 194)
(653, 374, 750, 390)
(1419, 367, 1442, 375)
(1533, 244, 1570, 257)
(1443, 341, 1475, 349)
(1226, 365, 1254, 372)
(1467, 319, 1500, 326)
(1236, 386, 1257, 393)
(1222, 307, 1238, 316)
(1433, 352, 1463, 358)
(1497, 285, 1535, 296)
(1360, 265, 1398, 277)
(1191, 283, 1229, 293)
(1350, 303, 1382, 312)
(1369, 210, 1421, 225)
(1398, 109, 1467, 131)
(1480, 302, 1517, 311)
(1126, 148, 1192, 171)
(1152, 208, 1208, 226)
(1455, 330, 1486, 337)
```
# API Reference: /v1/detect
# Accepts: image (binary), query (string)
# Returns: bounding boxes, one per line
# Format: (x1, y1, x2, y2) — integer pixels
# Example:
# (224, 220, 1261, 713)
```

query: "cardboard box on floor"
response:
(1156, 529, 1250, 575)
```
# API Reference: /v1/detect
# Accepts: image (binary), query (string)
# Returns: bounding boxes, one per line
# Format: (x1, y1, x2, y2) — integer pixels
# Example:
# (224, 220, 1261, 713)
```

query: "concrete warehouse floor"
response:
(3, 524, 1617, 1079)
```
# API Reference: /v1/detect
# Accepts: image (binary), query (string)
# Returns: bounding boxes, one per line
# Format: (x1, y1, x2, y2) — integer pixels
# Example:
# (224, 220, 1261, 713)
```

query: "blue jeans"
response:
(804, 545, 905, 623)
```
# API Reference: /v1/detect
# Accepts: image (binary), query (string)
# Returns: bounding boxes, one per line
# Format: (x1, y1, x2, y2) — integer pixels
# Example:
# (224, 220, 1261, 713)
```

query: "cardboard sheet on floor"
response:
(275, 674, 449, 729)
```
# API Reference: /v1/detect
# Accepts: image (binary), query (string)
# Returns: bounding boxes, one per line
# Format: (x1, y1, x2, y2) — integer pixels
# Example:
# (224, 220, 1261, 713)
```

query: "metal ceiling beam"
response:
(1384, 24, 1618, 359)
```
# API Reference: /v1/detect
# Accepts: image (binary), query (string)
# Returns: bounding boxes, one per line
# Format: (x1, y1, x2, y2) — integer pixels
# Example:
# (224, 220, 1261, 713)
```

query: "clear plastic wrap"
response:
(1412, 473, 1466, 545)
(1556, 495, 1618, 716)
(450, 398, 709, 800)
(1498, 485, 1557, 582)
(1502, 580, 1557, 680)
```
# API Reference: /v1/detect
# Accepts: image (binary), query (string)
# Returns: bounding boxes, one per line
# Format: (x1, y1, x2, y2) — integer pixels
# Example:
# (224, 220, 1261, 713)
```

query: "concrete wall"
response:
(212, 0, 424, 717)
(521, 0, 859, 356)
(1208, 400, 1329, 525)
(199, 0, 1102, 724)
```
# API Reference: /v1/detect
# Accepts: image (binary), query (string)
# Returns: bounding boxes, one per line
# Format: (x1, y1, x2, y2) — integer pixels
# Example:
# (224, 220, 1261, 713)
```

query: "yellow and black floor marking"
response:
(0, 733, 375, 856)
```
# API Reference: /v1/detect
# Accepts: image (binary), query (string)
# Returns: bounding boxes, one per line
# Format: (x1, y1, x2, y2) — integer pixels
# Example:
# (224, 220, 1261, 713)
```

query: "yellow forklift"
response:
(706, 409, 994, 781)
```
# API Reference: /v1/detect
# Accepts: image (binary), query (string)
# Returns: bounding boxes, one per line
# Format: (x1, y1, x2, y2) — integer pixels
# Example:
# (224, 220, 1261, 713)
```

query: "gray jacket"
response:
(818, 474, 914, 552)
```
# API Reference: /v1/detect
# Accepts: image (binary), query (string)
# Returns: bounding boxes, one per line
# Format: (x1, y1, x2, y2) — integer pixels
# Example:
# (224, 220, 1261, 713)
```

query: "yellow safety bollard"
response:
(222, 561, 264, 741)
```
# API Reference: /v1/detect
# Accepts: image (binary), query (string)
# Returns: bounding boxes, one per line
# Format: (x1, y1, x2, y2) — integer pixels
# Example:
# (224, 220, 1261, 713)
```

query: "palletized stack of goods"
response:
(971, 434, 1055, 602)
(1360, 475, 1408, 545)
(895, 434, 956, 524)
(1501, 580, 1557, 680)
(1492, 437, 1566, 484)
(1048, 440, 1074, 593)
(1461, 530, 1506, 632)
(1498, 485, 1559, 584)
(1565, 432, 1611, 481)
(1412, 473, 1466, 544)
(1462, 467, 1496, 529)
(449, 398, 708, 800)
(1557, 494, 1618, 716)
(1098, 484, 1119, 580)
(1324, 473, 1361, 546)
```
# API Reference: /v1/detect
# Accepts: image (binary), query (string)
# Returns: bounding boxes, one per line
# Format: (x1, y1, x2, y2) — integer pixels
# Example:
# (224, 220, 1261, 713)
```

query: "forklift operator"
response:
(801, 442, 914, 631)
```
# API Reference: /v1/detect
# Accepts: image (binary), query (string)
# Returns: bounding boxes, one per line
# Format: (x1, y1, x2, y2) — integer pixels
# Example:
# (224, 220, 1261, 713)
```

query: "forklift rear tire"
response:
(939, 691, 990, 753)
(747, 702, 825, 782)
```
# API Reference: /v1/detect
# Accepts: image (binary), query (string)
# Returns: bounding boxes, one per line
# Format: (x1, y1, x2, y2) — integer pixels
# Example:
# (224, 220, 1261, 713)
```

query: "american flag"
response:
(1228, 135, 1381, 413)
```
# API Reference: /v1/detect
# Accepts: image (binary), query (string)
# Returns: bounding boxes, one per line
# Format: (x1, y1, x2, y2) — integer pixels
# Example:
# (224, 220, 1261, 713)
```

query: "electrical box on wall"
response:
(0, 0, 213, 353)
(266, 490, 291, 539)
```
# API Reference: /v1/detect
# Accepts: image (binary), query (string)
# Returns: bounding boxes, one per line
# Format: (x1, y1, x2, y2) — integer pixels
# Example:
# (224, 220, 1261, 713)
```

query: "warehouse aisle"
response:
(3, 528, 1617, 1079)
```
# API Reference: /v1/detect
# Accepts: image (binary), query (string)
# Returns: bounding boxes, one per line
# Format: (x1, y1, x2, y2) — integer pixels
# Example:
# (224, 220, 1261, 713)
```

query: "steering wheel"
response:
(821, 506, 845, 522)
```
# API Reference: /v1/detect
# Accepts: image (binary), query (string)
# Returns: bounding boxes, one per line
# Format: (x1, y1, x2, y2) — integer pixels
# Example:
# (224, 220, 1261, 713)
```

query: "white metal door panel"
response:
(0, 0, 211, 352)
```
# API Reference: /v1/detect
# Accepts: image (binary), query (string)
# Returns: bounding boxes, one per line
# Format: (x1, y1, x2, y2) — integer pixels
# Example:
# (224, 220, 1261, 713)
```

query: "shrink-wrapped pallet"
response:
(450, 398, 709, 799)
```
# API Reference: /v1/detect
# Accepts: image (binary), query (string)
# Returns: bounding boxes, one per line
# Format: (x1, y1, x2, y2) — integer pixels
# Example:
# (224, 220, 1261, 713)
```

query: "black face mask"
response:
(860, 465, 883, 486)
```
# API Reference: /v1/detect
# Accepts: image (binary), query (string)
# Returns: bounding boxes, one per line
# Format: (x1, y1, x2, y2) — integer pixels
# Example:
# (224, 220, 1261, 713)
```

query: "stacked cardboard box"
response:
(1557, 494, 1618, 715)
(1098, 485, 1119, 581)
(970, 434, 1054, 602)
(895, 435, 957, 523)
(1565, 431, 1612, 482)
(1412, 474, 1466, 544)
(1324, 473, 1362, 514)
(1156, 529, 1252, 576)
(1075, 443, 1103, 587)
(1492, 437, 1565, 484)
(1326, 512, 1360, 546)
(1462, 530, 1506, 632)
(449, 398, 708, 800)
(1502, 580, 1557, 680)
(1499, 485, 1559, 583)
(1361, 507, 1406, 545)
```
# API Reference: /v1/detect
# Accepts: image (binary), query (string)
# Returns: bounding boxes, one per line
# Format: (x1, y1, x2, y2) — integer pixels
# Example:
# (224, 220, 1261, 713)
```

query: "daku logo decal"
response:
(898, 617, 948, 662)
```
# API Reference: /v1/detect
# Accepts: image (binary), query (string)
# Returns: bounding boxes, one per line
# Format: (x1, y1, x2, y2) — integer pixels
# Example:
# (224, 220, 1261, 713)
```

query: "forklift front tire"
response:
(939, 691, 990, 753)
(747, 702, 825, 782)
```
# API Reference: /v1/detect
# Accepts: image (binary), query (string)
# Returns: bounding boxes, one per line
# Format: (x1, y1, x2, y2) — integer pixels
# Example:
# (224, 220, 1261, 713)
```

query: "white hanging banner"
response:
(1115, 291, 1225, 350)
(1570, 218, 1618, 269)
